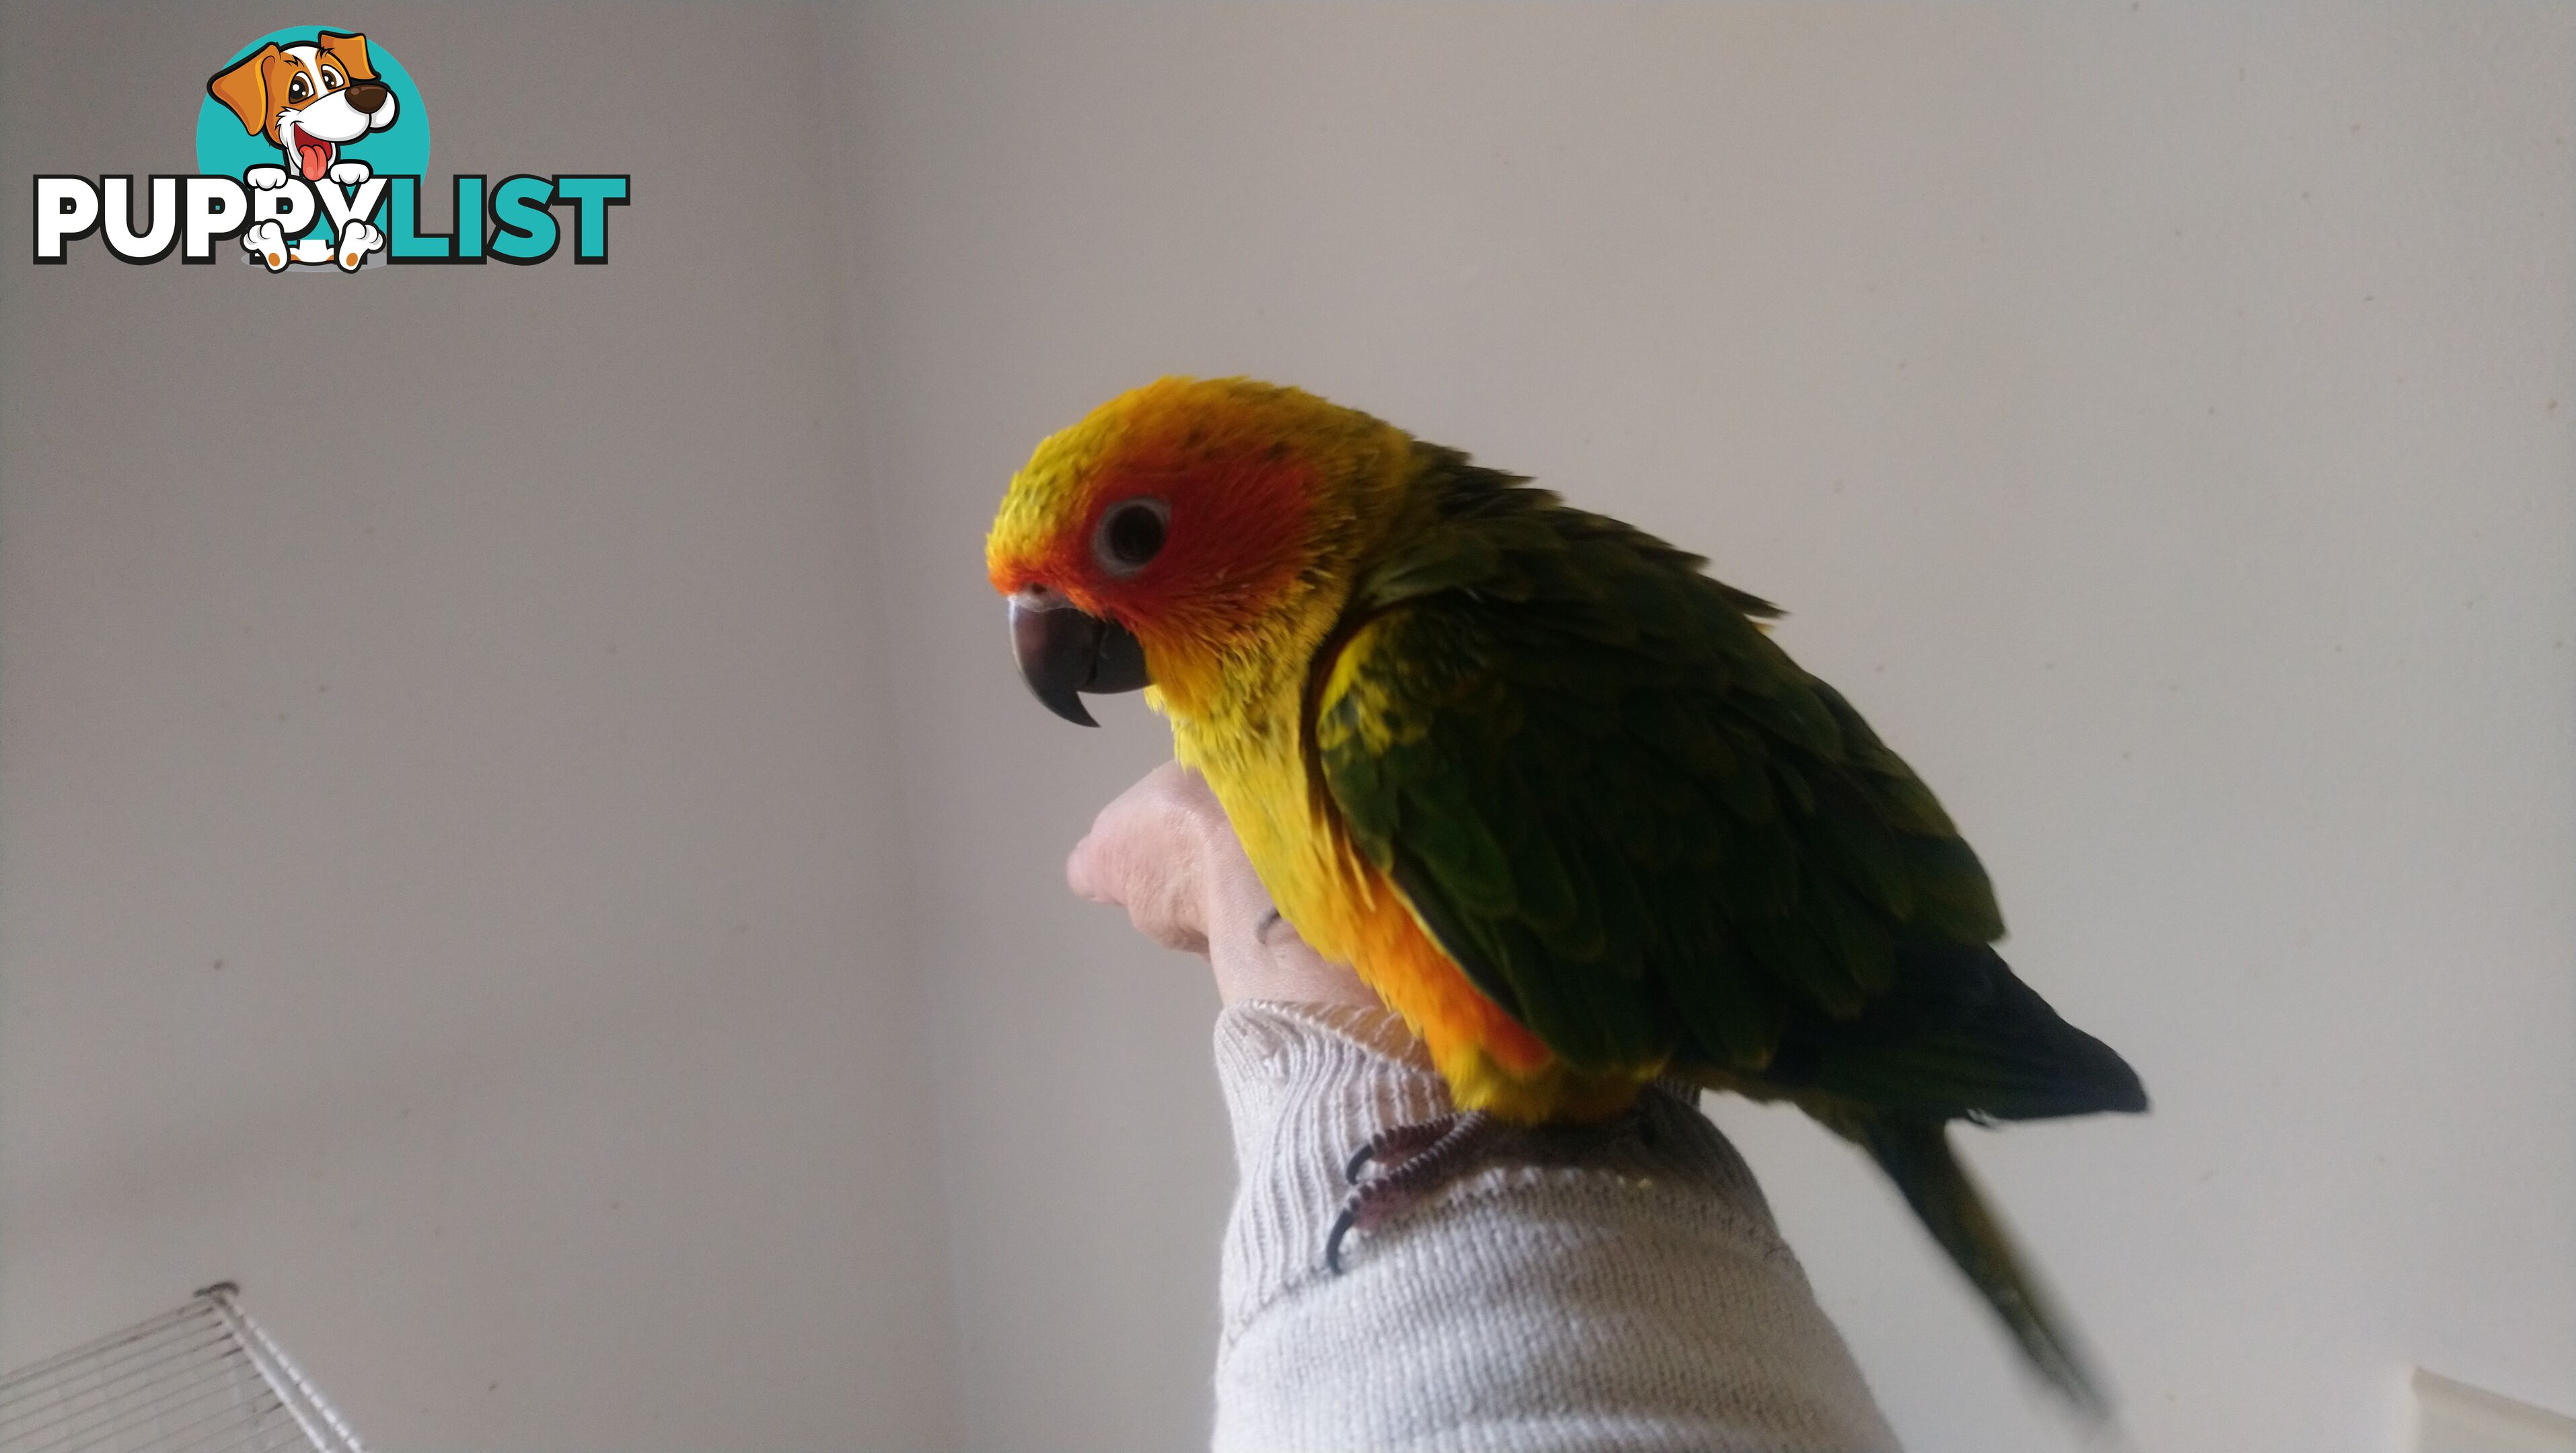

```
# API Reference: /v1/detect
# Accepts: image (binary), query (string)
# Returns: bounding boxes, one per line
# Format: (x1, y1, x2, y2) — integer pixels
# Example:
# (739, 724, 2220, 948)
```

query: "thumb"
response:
(1066, 828, 1121, 905)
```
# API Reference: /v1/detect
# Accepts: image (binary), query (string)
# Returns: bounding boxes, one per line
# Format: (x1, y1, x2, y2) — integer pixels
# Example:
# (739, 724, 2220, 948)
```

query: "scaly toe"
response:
(1325, 1111, 1500, 1271)
(1343, 1115, 1465, 1185)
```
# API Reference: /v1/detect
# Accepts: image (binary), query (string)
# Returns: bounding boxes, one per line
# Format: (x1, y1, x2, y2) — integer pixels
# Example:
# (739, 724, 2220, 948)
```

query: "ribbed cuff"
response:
(1210, 1001, 1792, 1347)
(1212, 1001, 1453, 1348)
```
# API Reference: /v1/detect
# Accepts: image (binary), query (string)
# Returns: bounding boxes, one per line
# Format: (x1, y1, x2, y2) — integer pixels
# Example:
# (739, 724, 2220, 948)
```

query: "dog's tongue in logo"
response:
(288, 124, 334, 182)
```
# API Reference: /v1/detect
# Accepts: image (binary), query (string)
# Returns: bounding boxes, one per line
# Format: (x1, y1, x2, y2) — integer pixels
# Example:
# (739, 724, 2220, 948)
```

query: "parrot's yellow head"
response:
(986, 376, 1411, 725)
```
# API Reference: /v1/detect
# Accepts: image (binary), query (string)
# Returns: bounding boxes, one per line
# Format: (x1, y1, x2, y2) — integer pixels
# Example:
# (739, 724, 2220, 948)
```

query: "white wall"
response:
(0, 5, 958, 1449)
(830, 6, 2573, 1452)
(1, 5, 2569, 1453)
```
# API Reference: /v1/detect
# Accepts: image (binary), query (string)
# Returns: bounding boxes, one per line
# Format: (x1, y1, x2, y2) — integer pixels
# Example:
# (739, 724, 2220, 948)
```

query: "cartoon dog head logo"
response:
(196, 27, 428, 271)
(207, 32, 398, 184)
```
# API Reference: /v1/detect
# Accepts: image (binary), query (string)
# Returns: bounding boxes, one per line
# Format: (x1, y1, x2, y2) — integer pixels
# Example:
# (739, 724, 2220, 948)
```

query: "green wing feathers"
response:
(1316, 454, 2087, 1088)
(1312, 453, 2146, 1411)
(1778, 940, 2146, 1121)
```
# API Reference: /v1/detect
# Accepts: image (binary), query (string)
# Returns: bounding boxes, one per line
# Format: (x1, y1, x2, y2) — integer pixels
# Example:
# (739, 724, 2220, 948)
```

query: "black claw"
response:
(1344, 1142, 1380, 1185)
(1325, 1206, 1359, 1275)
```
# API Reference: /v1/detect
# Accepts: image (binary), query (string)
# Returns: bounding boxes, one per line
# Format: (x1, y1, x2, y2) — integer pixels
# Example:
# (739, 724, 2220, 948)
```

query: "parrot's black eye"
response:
(1093, 498, 1169, 577)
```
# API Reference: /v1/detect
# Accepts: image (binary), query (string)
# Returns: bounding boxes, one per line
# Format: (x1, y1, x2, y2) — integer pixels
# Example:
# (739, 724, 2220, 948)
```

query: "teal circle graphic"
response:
(194, 25, 429, 241)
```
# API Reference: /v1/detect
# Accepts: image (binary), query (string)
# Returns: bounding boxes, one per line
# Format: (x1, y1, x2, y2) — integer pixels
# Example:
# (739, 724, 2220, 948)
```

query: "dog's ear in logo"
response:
(207, 43, 283, 140)
(314, 32, 383, 93)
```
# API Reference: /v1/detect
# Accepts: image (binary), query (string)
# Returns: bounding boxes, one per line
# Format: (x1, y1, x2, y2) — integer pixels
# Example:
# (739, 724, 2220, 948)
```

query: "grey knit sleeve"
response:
(1210, 1000, 1903, 1453)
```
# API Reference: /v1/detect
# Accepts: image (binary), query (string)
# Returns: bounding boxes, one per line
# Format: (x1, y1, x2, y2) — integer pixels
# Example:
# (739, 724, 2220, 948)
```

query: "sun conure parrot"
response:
(986, 375, 2146, 1415)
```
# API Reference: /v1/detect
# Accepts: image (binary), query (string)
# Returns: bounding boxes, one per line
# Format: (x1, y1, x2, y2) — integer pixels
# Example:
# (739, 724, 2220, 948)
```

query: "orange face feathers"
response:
(988, 379, 1307, 620)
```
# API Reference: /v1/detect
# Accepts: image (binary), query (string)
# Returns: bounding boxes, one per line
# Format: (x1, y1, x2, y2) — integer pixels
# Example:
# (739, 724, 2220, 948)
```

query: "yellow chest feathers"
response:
(1167, 694, 1362, 956)
(1166, 696, 1652, 1124)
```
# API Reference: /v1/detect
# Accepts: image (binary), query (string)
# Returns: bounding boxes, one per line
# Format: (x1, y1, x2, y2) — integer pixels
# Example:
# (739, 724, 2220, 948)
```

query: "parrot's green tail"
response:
(1843, 1113, 2111, 1419)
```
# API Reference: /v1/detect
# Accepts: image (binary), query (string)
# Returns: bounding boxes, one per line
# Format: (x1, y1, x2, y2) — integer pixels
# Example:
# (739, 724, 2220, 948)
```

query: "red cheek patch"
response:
(1092, 445, 1312, 626)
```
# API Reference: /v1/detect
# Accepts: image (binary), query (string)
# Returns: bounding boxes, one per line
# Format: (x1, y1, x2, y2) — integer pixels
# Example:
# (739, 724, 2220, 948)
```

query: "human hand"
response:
(1066, 762, 1381, 1010)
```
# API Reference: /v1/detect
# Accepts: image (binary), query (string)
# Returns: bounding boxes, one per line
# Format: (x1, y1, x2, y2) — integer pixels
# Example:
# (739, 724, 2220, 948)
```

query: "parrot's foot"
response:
(1340, 1113, 1476, 1185)
(1328, 1111, 1498, 1273)
(1325, 1108, 1658, 1273)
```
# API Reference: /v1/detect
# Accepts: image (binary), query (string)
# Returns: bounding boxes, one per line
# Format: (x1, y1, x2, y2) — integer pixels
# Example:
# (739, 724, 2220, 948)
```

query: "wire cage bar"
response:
(0, 1286, 365, 1453)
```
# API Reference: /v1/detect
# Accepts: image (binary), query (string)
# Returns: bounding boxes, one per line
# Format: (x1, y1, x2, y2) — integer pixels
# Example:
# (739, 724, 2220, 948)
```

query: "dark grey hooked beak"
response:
(1008, 587, 1150, 727)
